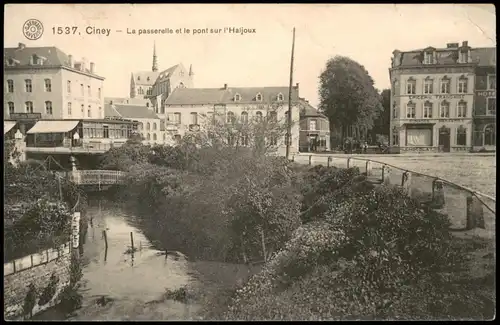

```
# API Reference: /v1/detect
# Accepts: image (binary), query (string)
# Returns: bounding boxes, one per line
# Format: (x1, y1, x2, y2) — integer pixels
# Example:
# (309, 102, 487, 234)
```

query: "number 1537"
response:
(52, 27, 79, 35)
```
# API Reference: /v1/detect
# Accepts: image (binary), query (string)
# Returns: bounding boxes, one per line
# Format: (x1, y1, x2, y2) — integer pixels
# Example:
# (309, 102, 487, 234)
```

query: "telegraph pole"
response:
(286, 27, 296, 161)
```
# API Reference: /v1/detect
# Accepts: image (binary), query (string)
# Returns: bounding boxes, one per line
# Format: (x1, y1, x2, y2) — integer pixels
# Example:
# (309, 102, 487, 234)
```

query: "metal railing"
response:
(291, 153, 496, 239)
(56, 170, 127, 186)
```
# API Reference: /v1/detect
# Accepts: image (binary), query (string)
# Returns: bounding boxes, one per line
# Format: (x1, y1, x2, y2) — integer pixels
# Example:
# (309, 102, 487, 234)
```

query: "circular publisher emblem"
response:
(23, 19, 44, 40)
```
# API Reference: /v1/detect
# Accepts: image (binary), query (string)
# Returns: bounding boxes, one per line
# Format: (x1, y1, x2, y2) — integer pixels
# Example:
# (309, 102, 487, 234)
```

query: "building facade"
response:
(472, 48, 496, 151)
(4, 43, 105, 121)
(163, 84, 301, 155)
(298, 98, 331, 152)
(389, 41, 489, 153)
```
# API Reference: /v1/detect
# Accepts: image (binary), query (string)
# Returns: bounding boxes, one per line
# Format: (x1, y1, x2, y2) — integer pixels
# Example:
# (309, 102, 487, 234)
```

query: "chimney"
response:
(81, 57, 87, 71)
(68, 55, 73, 68)
(446, 43, 459, 49)
(295, 83, 299, 89)
(18, 43, 26, 50)
(110, 100, 113, 105)
(462, 41, 469, 48)
(223, 83, 228, 90)
(90, 62, 95, 74)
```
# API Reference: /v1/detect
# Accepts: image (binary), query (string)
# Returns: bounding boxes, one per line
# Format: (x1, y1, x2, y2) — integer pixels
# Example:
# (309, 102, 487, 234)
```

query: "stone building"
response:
(4, 42, 105, 120)
(298, 98, 330, 152)
(472, 47, 496, 151)
(163, 83, 301, 155)
(389, 41, 490, 153)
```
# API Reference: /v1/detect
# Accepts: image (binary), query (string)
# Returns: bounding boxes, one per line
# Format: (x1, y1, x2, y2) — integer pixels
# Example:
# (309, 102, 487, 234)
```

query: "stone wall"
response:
(4, 243, 72, 320)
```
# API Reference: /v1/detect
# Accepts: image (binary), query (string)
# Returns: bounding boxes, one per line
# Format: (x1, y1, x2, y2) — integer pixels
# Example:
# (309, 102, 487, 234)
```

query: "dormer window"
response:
(234, 93, 241, 102)
(147, 77, 150, 81)
(424, 51, 435, 65)
(137, 76, 141, 81)
(256, 93, 263, 101)
(31, 54, 39, 65)
(277, 93, 284, 101)
(459, 50, 469, 63)
(6, 58, 15, 66)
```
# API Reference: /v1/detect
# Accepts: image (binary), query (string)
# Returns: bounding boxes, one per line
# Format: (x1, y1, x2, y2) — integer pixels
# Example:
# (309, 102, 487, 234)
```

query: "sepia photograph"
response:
(3, 3, 496, 321)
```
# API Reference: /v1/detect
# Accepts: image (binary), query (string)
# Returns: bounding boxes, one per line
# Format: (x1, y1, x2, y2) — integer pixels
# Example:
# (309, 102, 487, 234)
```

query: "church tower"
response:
(189, 64, 194, 87)
(152, 42, 158, 72)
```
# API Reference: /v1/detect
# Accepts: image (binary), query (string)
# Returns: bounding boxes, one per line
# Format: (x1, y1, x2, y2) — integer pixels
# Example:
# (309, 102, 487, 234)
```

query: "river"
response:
(33, 200, 259, 320)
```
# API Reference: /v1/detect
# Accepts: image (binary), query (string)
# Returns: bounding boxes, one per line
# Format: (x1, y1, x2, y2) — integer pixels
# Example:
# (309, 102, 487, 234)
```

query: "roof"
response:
(165, 86, 299, 105)
(104, 103, 122, 118)
(113, 104, 160, 119)
(4, 121, 17, 134)
(394, 45, 496, 68)
(27, 120, 79, 134)
(155, 64, 180, 82)
(132, 71, 160, 86)
(4, 44, 104, 78)
(298, 99, 328, 119)
(104, 97, 127, 104)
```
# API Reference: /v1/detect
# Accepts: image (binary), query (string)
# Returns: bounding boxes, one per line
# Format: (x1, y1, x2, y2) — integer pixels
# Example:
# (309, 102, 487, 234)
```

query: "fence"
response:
(56, 170, 127, 185)
(291, 153, 496, 239)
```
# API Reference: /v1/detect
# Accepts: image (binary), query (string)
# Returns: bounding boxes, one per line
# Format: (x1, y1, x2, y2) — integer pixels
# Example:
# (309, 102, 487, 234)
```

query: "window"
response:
(309, 120, 317, 131)
(153, 134, 157, 141)
(488, 75, 496, 90)
(45, 101, 53, 115)
(484, 124, 496, 146)
(227, 111, 235, 123)
(487, 98, 496, 116)
(277, 93, 284, 101)
(178, 83, 185, 89)
(80, 84, 84, 96)
(25, 79, 32, 92)
(153, 122, 157, 130)
(103, 126, 109, 138)
(81, 104, 84, 113)
(68, 102, 72, 116)
(241, 111, 248, 123)
(459, 51, 468, 63)
(406, 102, 416, 118)
(163, 133, 166, 141)
(174, 113, 181, 124)
(190, 112, 198, 125)
(147, 133, 151, 140)
(234, 93, 241, 101)
(45, 79, 52, 92)
(7, 79, 14, 92)
(32, 55, 39, 65)
(146, 122, 151, 131)
(8, 102, 14, 114)
(424, 51, 434, 64)
(88, 86, 91, 96)
(67, 81, 71, 93)
(423, 78, 434, 94)
(458, 77, 468, 94)
(180, 71, 184, 77)
(87, 106, 92, 118)
(255, 111, 263, 121)
(147, 77, 150, 81)
(256, 93, 263, 101)
(392, 102, 397, 118)
(241, 135, 249, 146)
(98, 88, 101, 98)
(439, 101, 449, 118)
(406, 78, 416, 94)
(456, 126, 467, 146)
(269, 136, 278, 146)
(440, 77, 450, 94)
(25, 101, 33, 113)
(268, 111, 277, 122)
(457, 101, 467, 118)
(423, 101, 433, 118)
(138, 88, 144, 95)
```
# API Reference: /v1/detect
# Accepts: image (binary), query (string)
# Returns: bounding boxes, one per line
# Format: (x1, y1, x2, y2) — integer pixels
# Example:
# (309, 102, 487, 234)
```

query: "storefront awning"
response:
(4, 121, 16, 134)
(27, 120, 79, 134)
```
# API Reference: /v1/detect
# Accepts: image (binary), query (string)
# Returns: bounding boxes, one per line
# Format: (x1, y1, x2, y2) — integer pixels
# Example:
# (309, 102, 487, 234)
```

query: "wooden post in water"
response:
(102, 230, 108, 250)
(130, 232, 135, 251)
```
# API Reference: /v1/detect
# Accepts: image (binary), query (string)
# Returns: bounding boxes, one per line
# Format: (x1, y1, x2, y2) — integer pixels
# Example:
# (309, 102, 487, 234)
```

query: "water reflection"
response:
(71, 201, 200, 320)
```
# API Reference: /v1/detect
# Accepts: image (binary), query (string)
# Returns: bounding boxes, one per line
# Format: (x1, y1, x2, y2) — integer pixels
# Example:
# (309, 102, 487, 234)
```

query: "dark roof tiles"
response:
(113, 104, 160, 119)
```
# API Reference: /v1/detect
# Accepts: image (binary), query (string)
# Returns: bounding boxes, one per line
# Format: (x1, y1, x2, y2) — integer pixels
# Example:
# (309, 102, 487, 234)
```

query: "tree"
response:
(318, 56, 383, 142)
(371, 89, 391, 141)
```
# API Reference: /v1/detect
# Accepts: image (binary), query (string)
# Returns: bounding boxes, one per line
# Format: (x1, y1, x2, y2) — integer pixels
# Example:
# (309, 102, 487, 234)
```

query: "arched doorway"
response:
(438, 126, 451, 152)
(484, 124, 496, 146)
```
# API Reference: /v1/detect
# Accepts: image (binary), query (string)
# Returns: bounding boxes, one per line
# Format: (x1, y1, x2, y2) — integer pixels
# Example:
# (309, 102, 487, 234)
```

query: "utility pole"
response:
(286, 27, 296, 161)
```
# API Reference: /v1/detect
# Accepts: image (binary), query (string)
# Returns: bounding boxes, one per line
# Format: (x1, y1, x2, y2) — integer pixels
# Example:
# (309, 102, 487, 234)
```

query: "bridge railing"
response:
(56, 170, 127, 185)
(291, 153, 495, 239)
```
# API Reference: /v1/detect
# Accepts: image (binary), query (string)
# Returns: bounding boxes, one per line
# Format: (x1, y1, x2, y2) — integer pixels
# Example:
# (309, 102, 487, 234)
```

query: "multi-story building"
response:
(389, 41, 485, 153)
(163, 83, 301, 155)
(4, 42, 105, 120)
(105, 102, 166, 145)
(298, 98, 331, 152)
(472, 47, 496, 151)
(130, 43, 194, 116)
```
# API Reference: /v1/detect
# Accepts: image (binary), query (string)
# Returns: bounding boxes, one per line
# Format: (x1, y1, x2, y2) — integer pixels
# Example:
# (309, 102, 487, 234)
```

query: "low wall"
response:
(4, 243, 72, 320)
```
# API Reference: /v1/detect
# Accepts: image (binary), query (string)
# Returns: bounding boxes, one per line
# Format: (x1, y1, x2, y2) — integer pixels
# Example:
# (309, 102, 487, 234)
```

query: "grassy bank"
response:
(100, 139, 494, 320)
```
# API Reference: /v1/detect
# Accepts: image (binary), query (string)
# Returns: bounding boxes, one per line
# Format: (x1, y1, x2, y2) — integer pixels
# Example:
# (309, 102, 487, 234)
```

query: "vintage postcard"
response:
(4, 3, 496, 321)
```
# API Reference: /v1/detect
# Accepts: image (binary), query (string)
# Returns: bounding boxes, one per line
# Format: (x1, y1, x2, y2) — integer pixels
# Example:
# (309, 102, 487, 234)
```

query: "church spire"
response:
(152, 42, 158, 72)
(189, 64, 194, 76)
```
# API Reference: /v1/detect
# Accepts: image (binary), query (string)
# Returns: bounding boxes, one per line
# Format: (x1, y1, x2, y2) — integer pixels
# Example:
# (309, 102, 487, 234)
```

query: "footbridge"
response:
(56, 170, 127, 189)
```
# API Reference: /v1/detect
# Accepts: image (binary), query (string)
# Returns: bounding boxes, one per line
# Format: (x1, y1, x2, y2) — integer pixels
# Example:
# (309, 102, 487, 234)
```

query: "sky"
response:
(4, 4, 496, 107)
